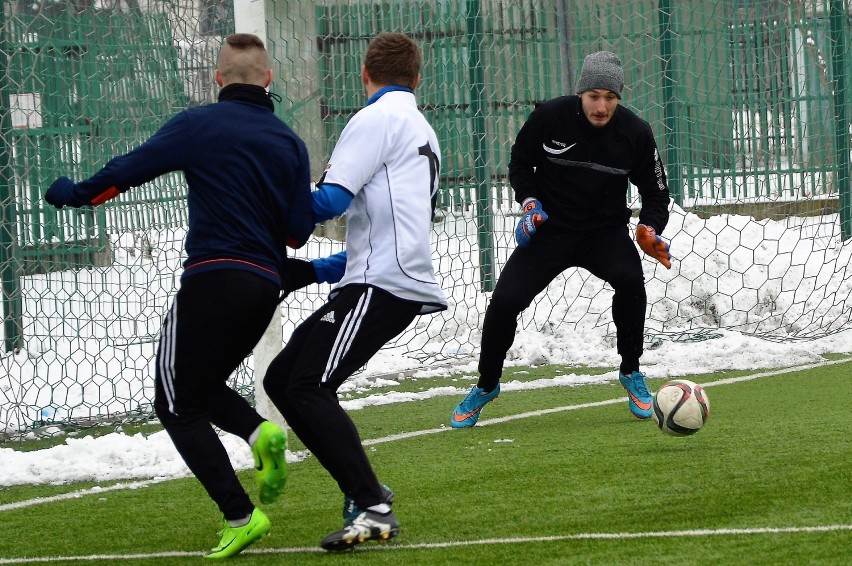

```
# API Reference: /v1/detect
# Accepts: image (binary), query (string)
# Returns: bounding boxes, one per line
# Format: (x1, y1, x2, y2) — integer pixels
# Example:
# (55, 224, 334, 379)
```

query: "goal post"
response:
(232, 0, 286, 427)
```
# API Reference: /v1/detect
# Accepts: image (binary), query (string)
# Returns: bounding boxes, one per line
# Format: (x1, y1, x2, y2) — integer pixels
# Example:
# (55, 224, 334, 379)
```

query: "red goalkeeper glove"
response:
(636, 224, 672, 269)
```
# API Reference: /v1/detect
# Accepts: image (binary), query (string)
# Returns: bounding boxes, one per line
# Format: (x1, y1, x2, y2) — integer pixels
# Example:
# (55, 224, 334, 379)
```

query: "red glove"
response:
(636, 224, 672, 269)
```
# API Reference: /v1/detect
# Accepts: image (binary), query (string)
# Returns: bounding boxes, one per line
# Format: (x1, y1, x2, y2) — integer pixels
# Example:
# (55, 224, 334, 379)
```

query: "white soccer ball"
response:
(652, 379, 710, 436)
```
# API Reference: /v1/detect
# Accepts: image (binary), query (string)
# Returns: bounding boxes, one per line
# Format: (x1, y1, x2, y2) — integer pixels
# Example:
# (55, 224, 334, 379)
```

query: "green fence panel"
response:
(4, 10, 190, 262)
(314, 0, 850, 214)
(316, 0, 563, 211)
(4, 12, 104, 277)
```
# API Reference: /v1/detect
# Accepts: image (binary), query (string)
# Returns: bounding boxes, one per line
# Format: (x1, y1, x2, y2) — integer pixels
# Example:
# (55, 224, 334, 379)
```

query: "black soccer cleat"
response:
(320, 510, 400, 551)
(342, 483, 395, 526)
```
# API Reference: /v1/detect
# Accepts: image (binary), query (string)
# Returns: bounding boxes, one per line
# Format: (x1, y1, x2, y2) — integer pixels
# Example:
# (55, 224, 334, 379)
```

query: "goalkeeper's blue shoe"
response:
(450, 384, 500, 428)
(206, 508, 270, 559)
(251, 421, 288, 504)
(343, 484, 395, 526)
(619, 371, 653, 419)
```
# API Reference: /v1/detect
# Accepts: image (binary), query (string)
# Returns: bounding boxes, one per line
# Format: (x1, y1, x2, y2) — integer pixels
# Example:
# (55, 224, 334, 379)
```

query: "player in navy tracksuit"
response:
(45, 34, 316, 558)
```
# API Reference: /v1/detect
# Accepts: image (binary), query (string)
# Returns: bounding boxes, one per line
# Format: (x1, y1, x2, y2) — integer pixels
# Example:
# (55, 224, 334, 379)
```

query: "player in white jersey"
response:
(263, 32, 447, 551)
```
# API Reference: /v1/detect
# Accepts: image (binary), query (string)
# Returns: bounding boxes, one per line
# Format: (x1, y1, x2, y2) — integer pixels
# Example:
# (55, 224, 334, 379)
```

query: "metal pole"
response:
(233, 0, 267, 46)
(467, 0, 494, 292)
(234, 0, 285, 425)
(0, 9, 23, 352)
(556, 0, 574, 95)
(658, 0, 683, 205)
(829, 0, 850, 240)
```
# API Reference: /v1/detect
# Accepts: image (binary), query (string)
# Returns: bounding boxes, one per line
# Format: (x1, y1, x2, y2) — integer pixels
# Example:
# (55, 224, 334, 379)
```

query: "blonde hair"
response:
(217, 33, 270, 86)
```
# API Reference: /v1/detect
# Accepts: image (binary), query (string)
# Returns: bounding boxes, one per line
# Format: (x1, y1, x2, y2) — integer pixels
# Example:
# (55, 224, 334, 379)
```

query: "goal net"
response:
(0, 0, 850, 437)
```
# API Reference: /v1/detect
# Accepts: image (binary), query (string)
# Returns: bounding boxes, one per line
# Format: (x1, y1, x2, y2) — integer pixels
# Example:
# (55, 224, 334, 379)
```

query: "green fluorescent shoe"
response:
(252, 421, 288, 504)
(205, 508, 271, 559)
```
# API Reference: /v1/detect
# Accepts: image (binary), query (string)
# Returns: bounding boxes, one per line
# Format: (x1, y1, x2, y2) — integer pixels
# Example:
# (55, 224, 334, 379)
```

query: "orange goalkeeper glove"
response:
(636, 224, 672, 269)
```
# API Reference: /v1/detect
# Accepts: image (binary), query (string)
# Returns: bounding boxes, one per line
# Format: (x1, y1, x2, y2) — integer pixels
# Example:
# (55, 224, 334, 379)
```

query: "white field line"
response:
(5, 358, 849, 516)
(0, 524, 850, 563)
(1, 357, 848, 514)
(0, 479, 170, 513)
(367, 356, 852, 444)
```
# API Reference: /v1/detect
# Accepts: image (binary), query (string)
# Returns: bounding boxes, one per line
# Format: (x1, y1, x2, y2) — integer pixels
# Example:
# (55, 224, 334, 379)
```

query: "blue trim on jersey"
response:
(312, 183, 353, 223)
(366, 85, 413, 106)
(312, 251, 347, 284)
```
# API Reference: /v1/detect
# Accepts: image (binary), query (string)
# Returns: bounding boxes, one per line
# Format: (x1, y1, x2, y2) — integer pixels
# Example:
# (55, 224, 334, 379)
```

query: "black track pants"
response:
(263, 285, 421, 511)
(154, 270, 278, 520)
(477, 226, 646, 391)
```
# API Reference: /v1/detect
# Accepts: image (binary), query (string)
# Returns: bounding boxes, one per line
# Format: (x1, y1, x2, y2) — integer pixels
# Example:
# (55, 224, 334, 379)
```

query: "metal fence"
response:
(0, 0, 850, 436)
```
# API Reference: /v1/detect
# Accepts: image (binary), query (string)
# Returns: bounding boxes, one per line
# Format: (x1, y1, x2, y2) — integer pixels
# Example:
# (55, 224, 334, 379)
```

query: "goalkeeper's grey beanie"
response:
(576, 51, 623, 99)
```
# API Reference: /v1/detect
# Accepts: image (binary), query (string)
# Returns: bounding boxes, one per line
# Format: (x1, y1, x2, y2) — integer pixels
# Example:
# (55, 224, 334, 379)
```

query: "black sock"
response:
(619, 364, 639, 376)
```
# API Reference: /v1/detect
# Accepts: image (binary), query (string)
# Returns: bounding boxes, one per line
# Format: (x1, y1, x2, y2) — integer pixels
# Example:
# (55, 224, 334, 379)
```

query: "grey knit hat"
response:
(576, 51, 624, 99)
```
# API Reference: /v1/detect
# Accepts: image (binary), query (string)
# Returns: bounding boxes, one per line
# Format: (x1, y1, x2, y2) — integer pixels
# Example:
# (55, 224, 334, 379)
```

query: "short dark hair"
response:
(363, 32, 421, 89)
(225, 33, 266, 50)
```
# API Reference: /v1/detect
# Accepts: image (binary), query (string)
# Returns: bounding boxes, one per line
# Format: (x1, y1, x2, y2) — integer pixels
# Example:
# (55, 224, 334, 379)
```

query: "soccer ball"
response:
(652, 379, 710, 436)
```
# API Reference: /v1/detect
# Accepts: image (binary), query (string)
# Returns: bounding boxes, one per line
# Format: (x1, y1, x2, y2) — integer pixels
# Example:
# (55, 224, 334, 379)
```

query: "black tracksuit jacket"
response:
(508, 95, 670, 234)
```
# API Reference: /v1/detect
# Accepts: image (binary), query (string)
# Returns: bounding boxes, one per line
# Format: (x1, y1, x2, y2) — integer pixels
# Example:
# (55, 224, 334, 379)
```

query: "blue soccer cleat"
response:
(450, 384, 500, 428)
(619, 371, 653, 419)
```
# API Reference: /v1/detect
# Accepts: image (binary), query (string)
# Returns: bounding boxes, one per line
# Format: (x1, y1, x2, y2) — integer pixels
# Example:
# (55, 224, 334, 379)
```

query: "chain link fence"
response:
(1, 0, 850, 437)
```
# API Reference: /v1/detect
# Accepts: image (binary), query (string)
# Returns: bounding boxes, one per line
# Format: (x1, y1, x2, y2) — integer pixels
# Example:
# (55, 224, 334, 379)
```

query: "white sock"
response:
(227, 513, 252, 528)
(367, 503, 391, 514)
(248, 423, 264, 446)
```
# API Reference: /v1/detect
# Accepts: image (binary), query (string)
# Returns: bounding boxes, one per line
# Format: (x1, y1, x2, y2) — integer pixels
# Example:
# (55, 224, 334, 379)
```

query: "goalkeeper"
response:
(451, 51, 672, 428)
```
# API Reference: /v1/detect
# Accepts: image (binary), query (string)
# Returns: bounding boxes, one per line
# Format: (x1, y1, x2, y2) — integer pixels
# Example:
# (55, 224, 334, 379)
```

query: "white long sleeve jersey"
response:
(323, 89, 447, 314)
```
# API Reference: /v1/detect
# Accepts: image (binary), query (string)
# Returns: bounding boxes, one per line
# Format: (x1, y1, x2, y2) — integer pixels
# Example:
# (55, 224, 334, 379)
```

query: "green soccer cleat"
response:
(205, 508, 270, 559)
(251, 421, 288, 504)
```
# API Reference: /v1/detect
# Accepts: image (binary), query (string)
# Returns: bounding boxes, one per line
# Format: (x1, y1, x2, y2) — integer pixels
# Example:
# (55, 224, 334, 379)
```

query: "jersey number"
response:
(418, 142, 440, 215)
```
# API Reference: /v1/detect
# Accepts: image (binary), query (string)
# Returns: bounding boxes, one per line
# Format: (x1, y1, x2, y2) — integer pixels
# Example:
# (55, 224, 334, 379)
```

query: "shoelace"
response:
(340, 514, 386, 539)
(465, 387, 484, 404)
(345, 522, 373, 537)
(632, 375, 651, 397)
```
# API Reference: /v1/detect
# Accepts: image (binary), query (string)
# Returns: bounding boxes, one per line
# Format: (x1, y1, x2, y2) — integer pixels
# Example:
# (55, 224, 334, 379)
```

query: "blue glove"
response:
(515, 198, 548, 248)
(312, 250, 347, 284)
(279, 251, 347, 299)
(45, 176, 84, 209)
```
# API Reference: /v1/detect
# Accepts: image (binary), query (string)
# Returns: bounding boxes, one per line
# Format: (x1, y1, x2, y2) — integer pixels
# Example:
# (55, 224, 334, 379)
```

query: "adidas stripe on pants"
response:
(263, 284, 421, 511)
